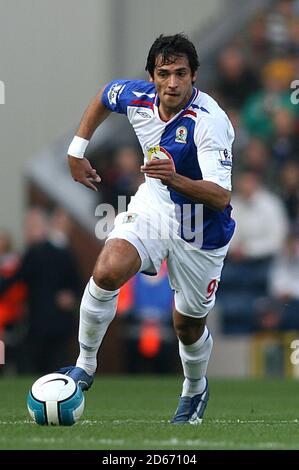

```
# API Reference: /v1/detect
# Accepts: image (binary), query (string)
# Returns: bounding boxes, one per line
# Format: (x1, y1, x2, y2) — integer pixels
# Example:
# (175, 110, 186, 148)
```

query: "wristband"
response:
(68, 136, 89, 159)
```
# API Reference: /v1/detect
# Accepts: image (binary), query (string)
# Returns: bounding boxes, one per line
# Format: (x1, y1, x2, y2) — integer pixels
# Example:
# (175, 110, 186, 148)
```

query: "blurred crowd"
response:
(0, 208, 81, 374)
(212, 0, 299, 333)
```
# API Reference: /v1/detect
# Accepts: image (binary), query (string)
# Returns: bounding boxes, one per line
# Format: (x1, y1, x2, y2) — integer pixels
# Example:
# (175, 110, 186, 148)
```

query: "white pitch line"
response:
(0, 435, 292, 450)
(0, 420, 34, 425)
(0, 436, 125, 445)
(68, 418, 299, 426)
(111, 419, 168, 425)
(0, 418, 298, 426)
(211, 419, 299, 425)
(144, 438, 287, 449)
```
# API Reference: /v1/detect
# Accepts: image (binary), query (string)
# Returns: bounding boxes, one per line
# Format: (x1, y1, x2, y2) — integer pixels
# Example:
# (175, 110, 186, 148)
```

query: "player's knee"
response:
(173, 315, 206, 345)
(93, 266, 124, 291)
(93, 239, 141, 291)
(173, 322, 198, 344)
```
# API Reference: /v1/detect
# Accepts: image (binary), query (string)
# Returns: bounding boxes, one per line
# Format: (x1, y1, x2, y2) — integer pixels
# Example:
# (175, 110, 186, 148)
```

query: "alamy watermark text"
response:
(290, 80, 299, 105)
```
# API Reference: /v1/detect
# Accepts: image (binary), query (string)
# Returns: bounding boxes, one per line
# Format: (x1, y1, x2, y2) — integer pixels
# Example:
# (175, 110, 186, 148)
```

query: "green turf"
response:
(0, 376, 299, 450)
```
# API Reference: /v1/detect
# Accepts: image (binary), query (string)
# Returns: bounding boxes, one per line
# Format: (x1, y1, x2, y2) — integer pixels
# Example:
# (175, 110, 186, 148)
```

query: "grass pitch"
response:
(0, 376, 299, 450)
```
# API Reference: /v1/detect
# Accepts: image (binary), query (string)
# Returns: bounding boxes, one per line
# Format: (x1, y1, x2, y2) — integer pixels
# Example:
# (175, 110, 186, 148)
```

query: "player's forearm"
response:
(169, 175, 231, 211)
(67, 89, 108, 190)
(75, 88, 111, 140)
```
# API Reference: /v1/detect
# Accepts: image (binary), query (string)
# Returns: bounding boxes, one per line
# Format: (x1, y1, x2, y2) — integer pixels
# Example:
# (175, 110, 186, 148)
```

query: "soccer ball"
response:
(27, 373, 85, 426)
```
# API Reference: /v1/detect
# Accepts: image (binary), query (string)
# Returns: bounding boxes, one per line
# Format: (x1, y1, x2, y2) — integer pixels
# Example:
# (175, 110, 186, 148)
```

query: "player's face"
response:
(151, 54, 197, 117)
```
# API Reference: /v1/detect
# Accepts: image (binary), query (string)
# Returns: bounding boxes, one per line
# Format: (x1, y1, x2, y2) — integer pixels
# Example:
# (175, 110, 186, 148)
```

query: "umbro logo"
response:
(137, 109, 151, 119)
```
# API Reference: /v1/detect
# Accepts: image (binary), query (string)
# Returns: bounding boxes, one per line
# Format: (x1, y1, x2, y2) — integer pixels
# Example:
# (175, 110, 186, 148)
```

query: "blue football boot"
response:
(57, 366, 94, 391)
(171, 379, 209, 424)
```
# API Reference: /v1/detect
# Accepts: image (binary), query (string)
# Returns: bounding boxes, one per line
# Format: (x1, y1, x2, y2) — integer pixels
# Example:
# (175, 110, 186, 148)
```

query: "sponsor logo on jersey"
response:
(108, 83, 125, 105)
(147, 146, 172, 161)
(137, 109, 152, 119)
(219, 149, 232, 167)
(123, 213, 138, 224)
(175, 126, 187, 144)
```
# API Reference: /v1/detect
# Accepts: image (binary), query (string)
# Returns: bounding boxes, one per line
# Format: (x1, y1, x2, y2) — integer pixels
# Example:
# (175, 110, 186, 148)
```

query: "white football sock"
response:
(76, 277, 119, 375)
(179, 327, 213, 397)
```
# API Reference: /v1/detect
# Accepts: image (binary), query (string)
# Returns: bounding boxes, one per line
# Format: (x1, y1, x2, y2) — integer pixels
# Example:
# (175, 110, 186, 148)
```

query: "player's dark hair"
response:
(145, 33, 200, 79)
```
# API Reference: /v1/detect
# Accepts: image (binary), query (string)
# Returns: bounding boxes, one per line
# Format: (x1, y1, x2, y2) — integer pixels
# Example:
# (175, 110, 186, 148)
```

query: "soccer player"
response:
(62, 33, 235, 424)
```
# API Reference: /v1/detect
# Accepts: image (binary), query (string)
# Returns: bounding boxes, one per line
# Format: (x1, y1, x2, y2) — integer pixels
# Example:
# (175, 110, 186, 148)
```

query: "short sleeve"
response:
(194, 114, 235, 191)
(102, 79, 154, 115)
(101, 80, 131, 114)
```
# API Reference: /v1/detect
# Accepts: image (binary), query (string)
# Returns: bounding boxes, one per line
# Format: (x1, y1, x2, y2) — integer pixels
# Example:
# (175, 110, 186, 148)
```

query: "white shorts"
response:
(107, 209, 229, 319)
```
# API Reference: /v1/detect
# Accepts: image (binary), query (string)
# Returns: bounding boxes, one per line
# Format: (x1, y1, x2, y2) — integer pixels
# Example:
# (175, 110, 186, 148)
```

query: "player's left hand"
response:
(141, 159, 176, 185)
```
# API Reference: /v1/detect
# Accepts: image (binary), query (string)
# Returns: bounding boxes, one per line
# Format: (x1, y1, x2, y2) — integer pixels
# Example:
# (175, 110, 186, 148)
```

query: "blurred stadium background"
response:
(1, 0, 299, 423)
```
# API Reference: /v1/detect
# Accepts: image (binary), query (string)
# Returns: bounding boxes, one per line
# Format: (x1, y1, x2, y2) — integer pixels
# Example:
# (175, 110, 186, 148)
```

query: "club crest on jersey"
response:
(147, 146, 172, 161)
(175, 126, 187, 144)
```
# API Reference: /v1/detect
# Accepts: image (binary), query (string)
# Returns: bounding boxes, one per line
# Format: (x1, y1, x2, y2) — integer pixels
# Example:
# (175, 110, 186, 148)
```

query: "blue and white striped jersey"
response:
(102, 79, 235, 250)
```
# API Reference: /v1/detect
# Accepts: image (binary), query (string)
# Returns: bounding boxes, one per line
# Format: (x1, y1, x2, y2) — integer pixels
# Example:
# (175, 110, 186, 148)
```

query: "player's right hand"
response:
(68, 156, 101, 191)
